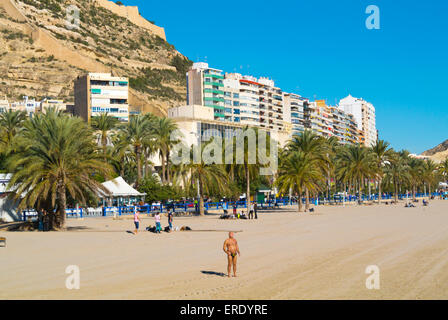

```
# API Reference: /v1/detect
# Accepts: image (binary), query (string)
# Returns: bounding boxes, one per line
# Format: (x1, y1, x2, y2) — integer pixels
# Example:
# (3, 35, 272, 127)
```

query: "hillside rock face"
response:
(0, 0, 191, 116)
(422, 139, 448, 156)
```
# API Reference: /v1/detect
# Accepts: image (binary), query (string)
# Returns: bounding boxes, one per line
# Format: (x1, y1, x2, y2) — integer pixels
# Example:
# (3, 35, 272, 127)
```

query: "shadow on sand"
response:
(201, 270, 227, 277)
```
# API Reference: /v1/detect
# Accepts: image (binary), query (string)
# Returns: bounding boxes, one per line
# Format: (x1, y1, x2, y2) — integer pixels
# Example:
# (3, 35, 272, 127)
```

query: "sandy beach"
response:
(1, 200, 448, 300)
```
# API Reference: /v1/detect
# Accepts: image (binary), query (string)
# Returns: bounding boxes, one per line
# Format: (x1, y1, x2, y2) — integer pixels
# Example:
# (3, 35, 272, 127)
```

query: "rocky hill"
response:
(422, 139, 448, 162)
(0, 0, 192, 116)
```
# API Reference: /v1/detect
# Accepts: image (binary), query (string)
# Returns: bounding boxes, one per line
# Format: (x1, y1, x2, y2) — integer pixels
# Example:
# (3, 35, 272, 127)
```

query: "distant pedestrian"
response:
(155, 212, 162, 233)
(43, 210, 49, 232)
(249, 202, 254, 219)
(133, 206, 141, 235)
(38, 209, 44, 231)
(254, 203, 258, 219)
(167, 209, 173, 232)
(232, 205, 237, 218)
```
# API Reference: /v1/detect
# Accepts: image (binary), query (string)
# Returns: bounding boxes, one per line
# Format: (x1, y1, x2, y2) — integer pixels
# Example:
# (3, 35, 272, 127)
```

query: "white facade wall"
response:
(339, 94, 377, 146)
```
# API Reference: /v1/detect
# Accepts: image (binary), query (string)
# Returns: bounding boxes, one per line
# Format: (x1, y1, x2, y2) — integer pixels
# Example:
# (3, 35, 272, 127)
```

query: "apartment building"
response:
(168, 104, 290, 148)
(187, 63, 289, 133)
(74, 73, 129, 123)
(283, 93, 307, 137)
(339, 95, 377, 146)
(185, 62, 370, 147)
(307, 100, 333, 138)
(329, 106, 359, 145)
(186, 63, 225, 121)
(302, 99, 360, 144)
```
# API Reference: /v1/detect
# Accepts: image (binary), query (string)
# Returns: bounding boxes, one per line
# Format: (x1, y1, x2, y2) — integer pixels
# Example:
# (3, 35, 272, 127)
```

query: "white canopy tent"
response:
(0, 173, 22, 222)
(99, 177, 146, 206)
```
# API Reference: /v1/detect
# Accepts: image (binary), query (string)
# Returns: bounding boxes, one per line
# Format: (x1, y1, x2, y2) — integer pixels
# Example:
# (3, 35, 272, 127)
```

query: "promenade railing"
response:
(58, 192, 444, 219)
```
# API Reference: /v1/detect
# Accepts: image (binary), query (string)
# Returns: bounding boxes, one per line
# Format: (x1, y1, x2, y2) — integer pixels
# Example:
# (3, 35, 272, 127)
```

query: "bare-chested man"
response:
(223, 232, 240, 277)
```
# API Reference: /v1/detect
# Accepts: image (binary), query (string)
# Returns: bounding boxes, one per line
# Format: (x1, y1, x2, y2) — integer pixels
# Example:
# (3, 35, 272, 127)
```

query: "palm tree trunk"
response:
(305, 187, 310, 212)
(358, 179, 362, 203)
(298, 192, 303, 212)
(161, 150, 166, 184)
(57, 182, 66, 230)
(136, 146, 142, 187)
(143, 149, 148, 179)
(246, 164, 250, 216)
(102, 132, 107, 161)
(394, 181, 398, 203)
(199, 180, 205, 216)
(412, 185, 416, 201)
(378, 177, 382, 204)
(166, 149, 171, 184)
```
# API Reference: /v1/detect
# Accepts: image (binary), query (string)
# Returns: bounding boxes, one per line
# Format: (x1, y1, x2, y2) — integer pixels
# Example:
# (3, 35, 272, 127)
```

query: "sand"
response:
(1, 200, 448, 300)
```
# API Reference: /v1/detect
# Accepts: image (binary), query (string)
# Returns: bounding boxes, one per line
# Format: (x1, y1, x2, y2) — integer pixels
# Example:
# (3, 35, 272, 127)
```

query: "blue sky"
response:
(120, 0, 447, 154)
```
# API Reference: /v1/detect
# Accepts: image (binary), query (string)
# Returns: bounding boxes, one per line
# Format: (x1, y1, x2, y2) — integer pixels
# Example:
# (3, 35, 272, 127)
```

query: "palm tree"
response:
(91, 113, 118, 158)
(0, 109, 27, 154)
(6, 111, 113, 230)
(422, 159, 437, 197)
(276, 151, 324, 212)
(119, 114, 152, 187)
(153, 117, 179, 184)
(225, 127, 271, 215)
(110, 131, 133, 178)
(186, 141, 229, 215)
(323, 136, 339, 200)
(336, 144, 375, 202)
(408, 158, 424, 200)
(371, 139, 392, 203)
(286, 130, 328, 210)
(439, 158, 448, 183)
(384, 151, 410, 202)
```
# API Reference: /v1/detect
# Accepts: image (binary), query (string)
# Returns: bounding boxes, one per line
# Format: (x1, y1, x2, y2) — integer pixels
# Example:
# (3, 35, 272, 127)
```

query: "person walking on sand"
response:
(248, 202, 254, 219)
(254, 202, 258, 219)
(167, 209, 173, 232)
(133, 206, 141, 235)
(223, 232, 240, 277)
(155, 212, 162, 233)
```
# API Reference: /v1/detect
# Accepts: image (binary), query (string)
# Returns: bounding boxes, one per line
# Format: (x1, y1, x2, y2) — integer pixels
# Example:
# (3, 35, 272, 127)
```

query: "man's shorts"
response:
(134, 221, 139, 229)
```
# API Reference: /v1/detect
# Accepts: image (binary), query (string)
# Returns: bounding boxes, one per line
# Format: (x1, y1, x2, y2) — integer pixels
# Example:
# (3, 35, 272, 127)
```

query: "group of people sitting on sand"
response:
(404, 199, 430, 208)
(221, 203, 258, 220)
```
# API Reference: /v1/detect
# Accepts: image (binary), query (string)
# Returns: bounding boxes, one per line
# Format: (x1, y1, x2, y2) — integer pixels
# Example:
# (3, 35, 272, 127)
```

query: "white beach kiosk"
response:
(0, 173, 21, 222)
(99, 176, 146, 207)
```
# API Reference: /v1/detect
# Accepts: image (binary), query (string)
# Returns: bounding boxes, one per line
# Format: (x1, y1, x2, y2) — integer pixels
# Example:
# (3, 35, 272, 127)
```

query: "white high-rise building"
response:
(339, 95, 377, 146)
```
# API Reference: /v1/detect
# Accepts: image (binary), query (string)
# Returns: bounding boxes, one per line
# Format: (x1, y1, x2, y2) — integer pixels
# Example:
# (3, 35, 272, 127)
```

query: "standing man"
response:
(254, 202, 258, 219)
(133, 206, 141, 235)
(167, 209, 173, 232)
(249, 202, 254, 219)
(223, 232, 240, 277)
